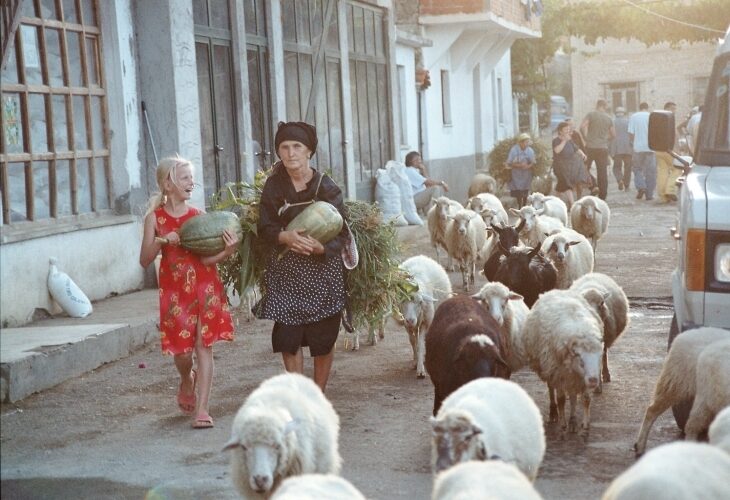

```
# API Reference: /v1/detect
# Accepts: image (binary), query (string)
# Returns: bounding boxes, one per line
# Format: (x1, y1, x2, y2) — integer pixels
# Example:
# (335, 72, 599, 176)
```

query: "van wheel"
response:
(668, 313, 692, 431)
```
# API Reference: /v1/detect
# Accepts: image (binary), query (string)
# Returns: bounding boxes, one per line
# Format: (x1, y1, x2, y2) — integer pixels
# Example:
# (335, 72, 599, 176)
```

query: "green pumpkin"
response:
(286, 201, 343, 244)
(179, 211, 243, 256)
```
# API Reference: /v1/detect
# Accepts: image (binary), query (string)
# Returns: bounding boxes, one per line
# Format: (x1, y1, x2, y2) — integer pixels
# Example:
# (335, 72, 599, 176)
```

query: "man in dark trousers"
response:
(580, 99, 615, 200)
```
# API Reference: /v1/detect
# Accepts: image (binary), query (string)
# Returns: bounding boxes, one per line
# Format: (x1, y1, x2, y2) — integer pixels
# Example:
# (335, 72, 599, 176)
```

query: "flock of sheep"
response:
(224, 175, 730, 499)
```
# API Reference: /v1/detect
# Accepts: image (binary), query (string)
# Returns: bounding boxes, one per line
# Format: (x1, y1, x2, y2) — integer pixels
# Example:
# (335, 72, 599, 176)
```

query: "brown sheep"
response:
(425, 295, 511, 416)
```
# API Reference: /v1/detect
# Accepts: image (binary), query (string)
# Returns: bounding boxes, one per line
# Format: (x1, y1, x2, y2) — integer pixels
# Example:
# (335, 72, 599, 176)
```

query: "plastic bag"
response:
(386, 160, 423, 226)
(47, 257, 93, 318)
(374, 169, 407, 226)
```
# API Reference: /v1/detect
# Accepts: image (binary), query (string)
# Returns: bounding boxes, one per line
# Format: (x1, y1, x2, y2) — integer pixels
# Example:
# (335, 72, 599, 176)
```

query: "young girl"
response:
(139, 156, 238, 429)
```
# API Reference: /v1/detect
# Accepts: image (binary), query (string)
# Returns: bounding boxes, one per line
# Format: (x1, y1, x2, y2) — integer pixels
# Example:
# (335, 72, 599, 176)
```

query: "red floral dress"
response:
(155, 206, 234, 355)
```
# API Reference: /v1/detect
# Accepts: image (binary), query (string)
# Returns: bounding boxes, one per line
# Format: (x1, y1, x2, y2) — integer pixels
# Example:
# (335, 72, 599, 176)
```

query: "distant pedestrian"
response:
(686, 105, 703, 155)
(609, 107, 632, 191)
(507, 133, 536, 208)
(580, 99, 615, 200)
(552, 121, 587, 209)
(565, 117, 593, 198)
(139, 156, 238, 429)
(655, 102, 680, 203)
(628, 102, 656, 201)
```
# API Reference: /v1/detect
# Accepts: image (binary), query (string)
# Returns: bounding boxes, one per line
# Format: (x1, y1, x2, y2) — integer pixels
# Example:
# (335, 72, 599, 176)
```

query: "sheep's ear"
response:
(602, 291, 611, 301)
(431, 197, 437, 204)
(508, 292, 524, 301)
(515, 218, 526, 232)
(527, 245, 541, 259)
(536, 207, 545, 215)
(568, 240, 581, 247)
(509, 207, 520, 216)
(595, 207, 602, 213)
(222, 436, 240, 452)
(470, 292, 483, 301)
(422, 292, 437, 303)
(543, 232, 551, 237)
(284, 418, 300, 435)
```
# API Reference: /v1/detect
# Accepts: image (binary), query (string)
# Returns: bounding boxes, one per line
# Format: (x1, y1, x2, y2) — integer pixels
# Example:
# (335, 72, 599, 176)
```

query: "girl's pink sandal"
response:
(192, 412, 214, 429)
(176, 370, 196, 415)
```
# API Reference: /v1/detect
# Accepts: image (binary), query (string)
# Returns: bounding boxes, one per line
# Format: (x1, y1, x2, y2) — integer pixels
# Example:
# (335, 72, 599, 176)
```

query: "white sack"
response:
(47, 257, 93, 318)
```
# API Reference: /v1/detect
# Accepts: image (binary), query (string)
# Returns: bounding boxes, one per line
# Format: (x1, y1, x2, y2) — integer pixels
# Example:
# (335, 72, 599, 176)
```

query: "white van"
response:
(649, 26, 730, 429)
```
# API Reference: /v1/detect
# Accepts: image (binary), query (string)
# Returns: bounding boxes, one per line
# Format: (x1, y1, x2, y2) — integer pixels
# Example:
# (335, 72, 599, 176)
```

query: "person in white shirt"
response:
(404, 151, 449, 214)
(628, 102, 656, 201)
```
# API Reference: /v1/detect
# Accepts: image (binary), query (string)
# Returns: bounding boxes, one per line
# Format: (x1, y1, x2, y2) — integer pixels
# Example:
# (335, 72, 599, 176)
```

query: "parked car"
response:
(549, 95, 570, 131)
(649, 26, 730, 430)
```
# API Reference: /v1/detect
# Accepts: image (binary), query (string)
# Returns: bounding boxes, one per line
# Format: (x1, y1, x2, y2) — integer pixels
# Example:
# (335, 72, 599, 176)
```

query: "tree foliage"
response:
(512, 0, 729, 103)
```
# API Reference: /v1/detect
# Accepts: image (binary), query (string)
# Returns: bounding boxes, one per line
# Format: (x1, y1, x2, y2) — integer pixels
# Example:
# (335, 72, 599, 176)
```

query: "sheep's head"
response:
(224, 409, 297, 495)
(491, 223, 521, 253)
(529, 192, 546, 210)
(581, 287, 611, 324)
(562, 335, 604, 390)
(451, 210, 477, 235)
(478, 207, 498, 226)
(467, 196, 485, 213)
(471, 282, 523, 326)
(398, 284, 436, 334)
(430, 410, 486, 473)
(509, 206, 543, 231)
(434, 197, 457, 221)
(580, 199, 601, 221)
(544, 234, 582, 263)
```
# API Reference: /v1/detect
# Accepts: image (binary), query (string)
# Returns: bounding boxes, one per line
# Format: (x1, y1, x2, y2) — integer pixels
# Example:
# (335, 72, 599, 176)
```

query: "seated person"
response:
(404, 151, 449, 214)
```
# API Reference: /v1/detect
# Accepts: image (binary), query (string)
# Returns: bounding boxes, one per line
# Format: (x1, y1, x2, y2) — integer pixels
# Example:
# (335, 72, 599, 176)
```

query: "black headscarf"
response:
(274, 121, 318, 158)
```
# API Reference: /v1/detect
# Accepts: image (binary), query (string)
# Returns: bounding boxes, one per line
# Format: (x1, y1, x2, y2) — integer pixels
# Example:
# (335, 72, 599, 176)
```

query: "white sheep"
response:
(432, 460, 544, 500)
(509, 205, 565, 249)
(399, 255, 453, 379)
(570, 195, 610, 254)
(467, 171, 497, 197)
(431, 377, 545, 481)
(569, 273, 630, 392)
(709, 405, 730, 455)
(685, 338, 730, 441)
(602, 442, 730, 500)
(634, 327, 729, 456)
(427, 196, 462, 271)
(527, 192, 568, 226)
(541, 228, 594, 289)
(224, 373, 341, 499)
(523, 289, 604, 435)
(270, 474, 366, 500)
(445, 208, 487, 291)
(471, 282, 530, 371)
(466, 192, 508, 226)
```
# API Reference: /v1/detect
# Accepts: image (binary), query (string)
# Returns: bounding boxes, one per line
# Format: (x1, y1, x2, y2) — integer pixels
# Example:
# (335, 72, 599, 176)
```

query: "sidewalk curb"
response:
(1, 320, 159, 403)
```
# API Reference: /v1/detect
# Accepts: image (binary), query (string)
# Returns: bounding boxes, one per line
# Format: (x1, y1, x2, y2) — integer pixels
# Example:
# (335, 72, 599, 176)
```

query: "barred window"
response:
(1, 0, 110, 225)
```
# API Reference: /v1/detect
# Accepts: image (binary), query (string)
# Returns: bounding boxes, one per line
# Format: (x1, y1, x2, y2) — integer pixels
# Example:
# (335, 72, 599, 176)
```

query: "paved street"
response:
(1, 184, 682, 499)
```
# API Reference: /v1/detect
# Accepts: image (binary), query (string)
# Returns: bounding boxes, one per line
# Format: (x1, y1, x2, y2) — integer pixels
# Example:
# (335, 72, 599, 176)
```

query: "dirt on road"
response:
(1, 186, 683, 500)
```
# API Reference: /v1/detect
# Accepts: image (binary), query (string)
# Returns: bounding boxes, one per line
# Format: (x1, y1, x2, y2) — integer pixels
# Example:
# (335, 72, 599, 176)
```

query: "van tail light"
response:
(686, 229, 706, 291)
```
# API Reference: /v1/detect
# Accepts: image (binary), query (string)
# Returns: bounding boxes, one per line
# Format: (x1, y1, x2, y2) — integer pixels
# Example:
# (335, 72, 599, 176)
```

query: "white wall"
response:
(395, 44, 420, 159)
(0, 0, 149, 327)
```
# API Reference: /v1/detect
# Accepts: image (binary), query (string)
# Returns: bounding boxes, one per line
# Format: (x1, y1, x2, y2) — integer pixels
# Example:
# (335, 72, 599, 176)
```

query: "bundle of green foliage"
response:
(209, 170, 414, 333)
(487, 135, 552, 195)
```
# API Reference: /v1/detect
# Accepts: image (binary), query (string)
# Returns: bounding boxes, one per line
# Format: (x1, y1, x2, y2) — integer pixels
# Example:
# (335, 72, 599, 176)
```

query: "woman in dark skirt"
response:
(254, 121, 348, 393)
(553, 121, 588, 209)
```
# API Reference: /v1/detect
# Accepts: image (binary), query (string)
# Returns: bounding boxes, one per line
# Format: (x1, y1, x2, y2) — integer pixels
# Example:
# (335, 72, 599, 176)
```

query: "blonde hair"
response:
(144, 155, 194, 216)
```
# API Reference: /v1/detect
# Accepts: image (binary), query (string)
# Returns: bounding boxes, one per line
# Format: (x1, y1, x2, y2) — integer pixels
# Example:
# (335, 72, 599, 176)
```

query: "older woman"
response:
(254, 121, 348, 392)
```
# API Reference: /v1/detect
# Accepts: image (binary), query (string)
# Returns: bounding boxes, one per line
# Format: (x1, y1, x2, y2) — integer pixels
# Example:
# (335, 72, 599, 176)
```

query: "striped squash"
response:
(286, 201, 343, 244)
(179, 211, 243, 256)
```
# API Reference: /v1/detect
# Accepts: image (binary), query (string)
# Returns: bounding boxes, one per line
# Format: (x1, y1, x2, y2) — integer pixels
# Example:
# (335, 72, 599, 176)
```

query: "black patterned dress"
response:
(253, 164, 347, 356)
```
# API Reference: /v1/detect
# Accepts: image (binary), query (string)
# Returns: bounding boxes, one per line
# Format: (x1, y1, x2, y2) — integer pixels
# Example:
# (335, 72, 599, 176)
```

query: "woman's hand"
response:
(280, 229, 323, 255)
